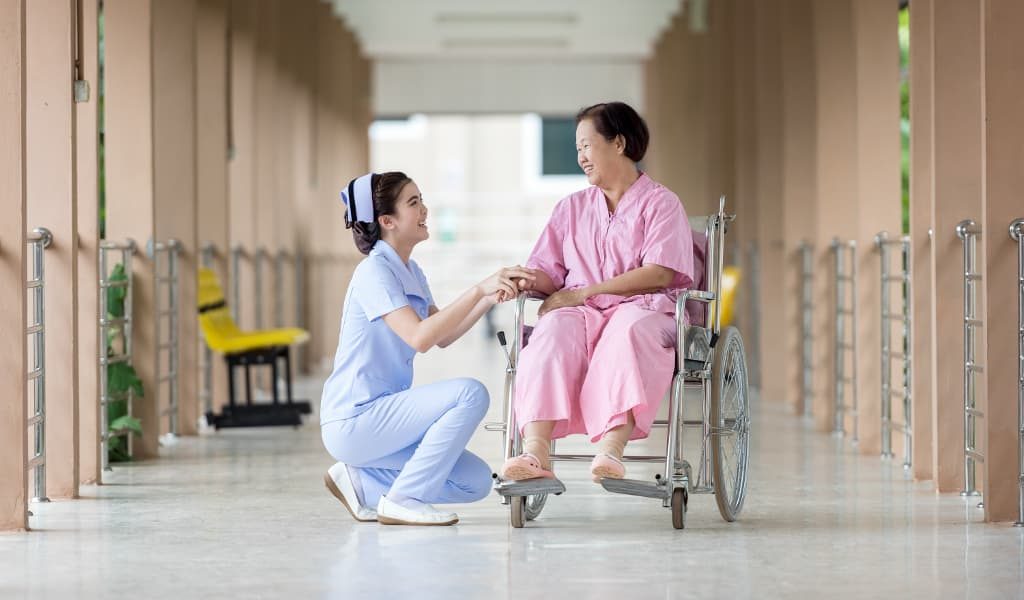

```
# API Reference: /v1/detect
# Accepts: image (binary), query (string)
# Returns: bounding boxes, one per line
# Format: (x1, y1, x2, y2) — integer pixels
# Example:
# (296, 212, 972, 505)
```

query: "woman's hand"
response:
(478, 266, 536, 303)
(538, 288, 589, 316)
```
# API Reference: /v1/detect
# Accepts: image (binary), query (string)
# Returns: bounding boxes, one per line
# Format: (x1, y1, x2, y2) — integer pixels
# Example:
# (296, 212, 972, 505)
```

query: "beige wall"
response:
(981, 0, 1024, 523)
(0, 0, 29, 532)
(76, 0, 101, 486)
(26, 0, 80, 499)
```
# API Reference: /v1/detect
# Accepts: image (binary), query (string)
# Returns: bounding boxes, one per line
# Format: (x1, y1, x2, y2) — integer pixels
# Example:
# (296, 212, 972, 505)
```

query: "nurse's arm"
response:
(582, 263, 676, 299)
(382, 286, 489, 353)
(431, 296, 494, 348)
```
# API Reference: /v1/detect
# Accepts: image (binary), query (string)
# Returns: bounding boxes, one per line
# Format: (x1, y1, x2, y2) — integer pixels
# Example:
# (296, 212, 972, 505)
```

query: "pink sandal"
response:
(590, 453, 625, 483)
(500, 453, 555, 481)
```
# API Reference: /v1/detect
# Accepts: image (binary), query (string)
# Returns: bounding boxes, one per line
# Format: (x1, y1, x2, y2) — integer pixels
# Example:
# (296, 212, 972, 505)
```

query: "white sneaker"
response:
(324, 462, 377, 522)
(376, 496, 459, 526)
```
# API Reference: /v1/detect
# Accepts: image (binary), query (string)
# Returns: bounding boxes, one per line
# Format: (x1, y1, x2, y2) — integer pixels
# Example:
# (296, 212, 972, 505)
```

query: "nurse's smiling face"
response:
(576, 117, 626, 188)
(379, 181, 429, 247)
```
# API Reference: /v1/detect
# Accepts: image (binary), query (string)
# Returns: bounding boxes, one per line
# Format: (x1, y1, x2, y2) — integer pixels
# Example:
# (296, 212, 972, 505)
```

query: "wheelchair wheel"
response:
(510, 496, 526, 528)
(710, 326, 750, 522)
(525, 493, 548, 521)
(670, 487, 688, 530)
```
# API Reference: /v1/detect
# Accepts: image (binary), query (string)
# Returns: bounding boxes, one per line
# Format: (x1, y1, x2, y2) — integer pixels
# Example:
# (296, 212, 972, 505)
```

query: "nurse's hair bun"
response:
(350, 171, 413, 255)
(576, 101, 650, 163)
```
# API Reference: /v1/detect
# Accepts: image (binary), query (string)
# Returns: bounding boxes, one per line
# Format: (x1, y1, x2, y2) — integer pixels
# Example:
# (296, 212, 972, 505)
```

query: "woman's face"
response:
(381, 181, 429, 245)
(576, 117, 625, 187)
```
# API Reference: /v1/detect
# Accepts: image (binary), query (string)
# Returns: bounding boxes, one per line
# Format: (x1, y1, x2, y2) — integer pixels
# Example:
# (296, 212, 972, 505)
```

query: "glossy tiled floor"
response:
(2, 325, 1022, 599)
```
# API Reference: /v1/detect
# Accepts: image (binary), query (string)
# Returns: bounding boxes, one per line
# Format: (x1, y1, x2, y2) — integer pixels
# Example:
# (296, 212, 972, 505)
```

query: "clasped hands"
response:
(477, 266, 589, 316)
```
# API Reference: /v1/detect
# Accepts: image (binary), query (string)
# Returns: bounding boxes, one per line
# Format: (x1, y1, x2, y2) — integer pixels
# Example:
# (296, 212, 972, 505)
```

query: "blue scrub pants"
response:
(321, 377, 492, 506)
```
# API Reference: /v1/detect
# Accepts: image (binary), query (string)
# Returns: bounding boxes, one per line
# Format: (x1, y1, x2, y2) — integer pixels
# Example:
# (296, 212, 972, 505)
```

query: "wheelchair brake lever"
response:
(496, 331, 512, 369)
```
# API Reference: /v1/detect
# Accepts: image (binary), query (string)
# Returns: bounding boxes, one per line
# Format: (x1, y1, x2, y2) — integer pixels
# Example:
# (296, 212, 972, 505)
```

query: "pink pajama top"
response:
(526, 173, 696, 315)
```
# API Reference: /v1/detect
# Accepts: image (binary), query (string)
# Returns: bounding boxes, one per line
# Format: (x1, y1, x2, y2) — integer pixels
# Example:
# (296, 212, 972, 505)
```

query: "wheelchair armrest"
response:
(675, 289, 716, 371)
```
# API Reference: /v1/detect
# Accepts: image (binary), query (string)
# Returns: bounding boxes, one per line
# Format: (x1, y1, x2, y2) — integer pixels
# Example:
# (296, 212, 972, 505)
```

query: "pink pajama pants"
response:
(514, 302, 677, 442)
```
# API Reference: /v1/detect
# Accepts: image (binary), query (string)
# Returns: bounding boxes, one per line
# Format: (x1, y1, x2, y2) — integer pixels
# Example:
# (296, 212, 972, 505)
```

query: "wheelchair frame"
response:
(488, 196, 751, 529)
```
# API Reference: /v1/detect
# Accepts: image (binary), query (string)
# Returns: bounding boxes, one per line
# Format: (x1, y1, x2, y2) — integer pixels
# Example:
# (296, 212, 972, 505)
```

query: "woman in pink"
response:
(500, 102, 695, 483)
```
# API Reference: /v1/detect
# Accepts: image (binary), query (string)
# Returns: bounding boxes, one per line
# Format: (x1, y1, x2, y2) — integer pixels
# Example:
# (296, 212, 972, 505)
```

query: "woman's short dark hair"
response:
(352, 171, 412, 255)
(575, 102, 650, 163)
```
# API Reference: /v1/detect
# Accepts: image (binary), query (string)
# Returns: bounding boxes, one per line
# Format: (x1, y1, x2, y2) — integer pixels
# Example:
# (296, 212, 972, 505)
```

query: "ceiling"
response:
(330, 0, 686, 60)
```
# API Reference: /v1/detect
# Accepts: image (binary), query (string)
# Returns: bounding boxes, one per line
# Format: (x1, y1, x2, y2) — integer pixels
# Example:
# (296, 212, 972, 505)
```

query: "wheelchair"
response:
(487, 196, 750, 529)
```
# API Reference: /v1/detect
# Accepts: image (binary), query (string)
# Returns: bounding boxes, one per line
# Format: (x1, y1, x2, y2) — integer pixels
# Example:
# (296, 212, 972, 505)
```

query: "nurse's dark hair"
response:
(351, 171, 413, 255)
(575, 101, 650, 163)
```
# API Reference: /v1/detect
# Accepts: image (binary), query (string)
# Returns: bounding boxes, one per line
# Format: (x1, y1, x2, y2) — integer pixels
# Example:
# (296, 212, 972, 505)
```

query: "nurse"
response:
(321, 171, 534, 526)
(500, 102, 696, 484)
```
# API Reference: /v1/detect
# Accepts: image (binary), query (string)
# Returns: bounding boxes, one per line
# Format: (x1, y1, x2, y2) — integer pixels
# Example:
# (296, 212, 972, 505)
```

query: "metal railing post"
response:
(149, 238, 182, 439)
(230, 244, 243, 322)
(876, 232, 914, 469)
(295, 248, 305, 374)
(799, 241, 814, 418)
(98, 239, 137, 473)
(26, 227, 52, 503)
(254, 246, 266, 330)
(1008, 217, 1023, 527)
(200, 242, 217, 420)
(274, 249, 286, 328)
(747, 241, 762, 390)
(956, 220, 984, 501)
(832, 238, 858, 443)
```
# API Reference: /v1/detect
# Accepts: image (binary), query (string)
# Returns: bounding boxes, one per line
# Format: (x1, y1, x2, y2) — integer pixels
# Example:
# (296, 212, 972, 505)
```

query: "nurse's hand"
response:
(478, 266, 535, 303)
(538, 288, 589, 316)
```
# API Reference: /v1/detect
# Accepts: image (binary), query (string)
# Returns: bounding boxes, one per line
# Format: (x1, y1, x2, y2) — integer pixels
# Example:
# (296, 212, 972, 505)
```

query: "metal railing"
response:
(254, 246, 268, 330)
(274, 249, 288, 328)
(747, 241, 762, 390)
(26, 227, 52, 503)
(149, 239, 182, 439)
(799, 241, 814, 418)
(230, 244, 244, 322)
(831, 238, 858, 443)
(876, 232, 913, 469)
(1009, 218, 1023, 527)
(295, 248, 306, 374)
(98, 239, 137, 471)
(956, 220, 984, 500)
(200, 242, 217, 419)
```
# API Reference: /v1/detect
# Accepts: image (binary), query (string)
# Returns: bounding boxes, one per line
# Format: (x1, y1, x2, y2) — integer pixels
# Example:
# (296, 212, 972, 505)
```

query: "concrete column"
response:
(931, 0, 985, 493)
(253, 0, 278, 344)
(26, 0, 80, 498)
(811, 0, 859, 433)
(754, 0, 786, 404)
(152, 0, 199, 437)
(77, 0, 102, 484)
(780, 0, 818, 415)
(852, 0, 903, 457)
(228, 0, 259, 338)
(731, 0, 759, 357)
(0, 0, 29, 532)
(704, 0, 736, 235)
(981, 0, 1024, 523)
(104, 0, 159, 457)
(196, 0, 230, 415)
(909, 0, 938, 481)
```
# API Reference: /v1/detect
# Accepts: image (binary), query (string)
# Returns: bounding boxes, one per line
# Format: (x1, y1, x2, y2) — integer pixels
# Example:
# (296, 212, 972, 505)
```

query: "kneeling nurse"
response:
(320, 171, 532, 526)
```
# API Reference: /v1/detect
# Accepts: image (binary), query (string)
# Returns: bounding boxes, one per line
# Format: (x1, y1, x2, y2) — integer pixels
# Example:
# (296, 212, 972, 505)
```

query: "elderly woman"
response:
(500, 102, 696, 483)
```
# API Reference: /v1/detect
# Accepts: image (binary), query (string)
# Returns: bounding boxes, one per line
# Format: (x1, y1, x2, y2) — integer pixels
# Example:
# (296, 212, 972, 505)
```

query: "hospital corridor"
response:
(2, 0, 1023, 598)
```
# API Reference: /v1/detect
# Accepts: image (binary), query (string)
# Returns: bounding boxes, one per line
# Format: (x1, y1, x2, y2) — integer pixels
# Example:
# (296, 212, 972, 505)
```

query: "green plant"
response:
(105, 263, 143, 462)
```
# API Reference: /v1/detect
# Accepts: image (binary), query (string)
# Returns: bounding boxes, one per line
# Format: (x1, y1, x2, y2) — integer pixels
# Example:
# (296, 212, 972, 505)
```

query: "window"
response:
(540, 117, 579, 176)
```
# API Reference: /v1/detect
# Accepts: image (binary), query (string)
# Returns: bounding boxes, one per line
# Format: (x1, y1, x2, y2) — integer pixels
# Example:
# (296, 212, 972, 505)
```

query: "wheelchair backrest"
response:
(687, 196, 731, 334)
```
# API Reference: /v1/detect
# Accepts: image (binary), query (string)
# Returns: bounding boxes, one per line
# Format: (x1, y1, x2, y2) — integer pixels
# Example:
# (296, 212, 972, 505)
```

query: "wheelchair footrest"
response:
(491, 475, 566, 497)
(600, 477, 670, 499)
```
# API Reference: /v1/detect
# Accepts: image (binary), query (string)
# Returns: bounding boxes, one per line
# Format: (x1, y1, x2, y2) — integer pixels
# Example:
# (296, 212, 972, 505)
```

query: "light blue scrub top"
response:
(320, 240, 435, 425)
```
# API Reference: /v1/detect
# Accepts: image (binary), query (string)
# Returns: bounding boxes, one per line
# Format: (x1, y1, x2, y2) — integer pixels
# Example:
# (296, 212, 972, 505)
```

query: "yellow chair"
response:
(198, 267, 311, 428)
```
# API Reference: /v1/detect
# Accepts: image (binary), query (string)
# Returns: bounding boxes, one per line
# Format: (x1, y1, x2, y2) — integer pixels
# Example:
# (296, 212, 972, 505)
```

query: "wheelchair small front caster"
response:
(671, 488, 688, 530)
(510, 496, 526, 528)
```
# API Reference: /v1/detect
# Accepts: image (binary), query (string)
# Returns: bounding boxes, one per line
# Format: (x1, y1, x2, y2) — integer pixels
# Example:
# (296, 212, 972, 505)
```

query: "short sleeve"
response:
(352, 260, 410, 322)
(525, 198, 569, 289)
(640, 191, 695, 290)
